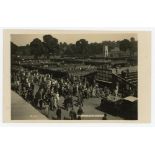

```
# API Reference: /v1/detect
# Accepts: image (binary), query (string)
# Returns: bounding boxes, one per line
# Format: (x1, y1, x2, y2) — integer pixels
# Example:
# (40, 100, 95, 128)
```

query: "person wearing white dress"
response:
(55, 92, 60, 106)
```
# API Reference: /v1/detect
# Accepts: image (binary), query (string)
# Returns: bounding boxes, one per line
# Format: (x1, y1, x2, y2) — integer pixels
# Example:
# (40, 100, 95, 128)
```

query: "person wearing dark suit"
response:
(56, 106, 62, 120)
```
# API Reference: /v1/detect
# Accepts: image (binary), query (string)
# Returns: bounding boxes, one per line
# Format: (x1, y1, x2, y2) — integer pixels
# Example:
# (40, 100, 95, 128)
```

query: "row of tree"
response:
(11, 35, 137, 58)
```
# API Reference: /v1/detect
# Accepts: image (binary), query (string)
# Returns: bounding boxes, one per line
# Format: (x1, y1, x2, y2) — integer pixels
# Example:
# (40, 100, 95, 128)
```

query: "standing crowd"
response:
(11, 67, 111, 120)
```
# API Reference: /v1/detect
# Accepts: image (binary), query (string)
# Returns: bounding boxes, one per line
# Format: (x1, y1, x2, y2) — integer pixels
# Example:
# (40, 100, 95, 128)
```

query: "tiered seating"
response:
(125, 72, 137, 86)
(120, 72, 138, 87)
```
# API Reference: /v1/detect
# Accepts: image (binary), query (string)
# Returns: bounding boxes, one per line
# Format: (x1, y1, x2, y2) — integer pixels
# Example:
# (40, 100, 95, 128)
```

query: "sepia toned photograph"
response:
(3, 30, 151, 122)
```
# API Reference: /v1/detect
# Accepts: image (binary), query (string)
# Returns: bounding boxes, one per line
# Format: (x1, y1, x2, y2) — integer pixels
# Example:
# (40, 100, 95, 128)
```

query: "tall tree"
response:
(59, 42, 68, 56)
(11, 42, 18, 56)
(43, 35, 59, 55)
(76, 39, 88, 56)
(130, 37, 138, 57)
(30, 38, 44, 58)
(119, 39, 131, 51)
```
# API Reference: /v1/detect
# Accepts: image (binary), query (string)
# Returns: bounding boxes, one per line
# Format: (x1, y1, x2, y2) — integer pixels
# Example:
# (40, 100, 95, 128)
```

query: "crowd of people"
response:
(11, 67, 112, 120)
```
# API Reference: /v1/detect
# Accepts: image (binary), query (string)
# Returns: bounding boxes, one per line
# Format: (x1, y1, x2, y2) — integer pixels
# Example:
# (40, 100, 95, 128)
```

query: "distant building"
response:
(105, 45, 109, 57)
(110, 47, 130, 58)
(103, 45, 109, 57)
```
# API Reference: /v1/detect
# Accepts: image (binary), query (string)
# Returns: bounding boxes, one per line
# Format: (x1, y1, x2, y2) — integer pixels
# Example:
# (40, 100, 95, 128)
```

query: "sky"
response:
(11, 33, 137, 46)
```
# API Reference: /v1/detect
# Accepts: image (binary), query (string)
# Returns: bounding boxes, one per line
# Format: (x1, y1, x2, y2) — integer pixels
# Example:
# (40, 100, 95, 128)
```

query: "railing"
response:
(113, 73, 137, 88)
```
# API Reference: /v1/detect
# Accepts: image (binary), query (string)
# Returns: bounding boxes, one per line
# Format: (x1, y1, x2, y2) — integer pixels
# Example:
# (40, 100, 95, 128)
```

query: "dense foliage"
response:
(11, 35, 137, 58)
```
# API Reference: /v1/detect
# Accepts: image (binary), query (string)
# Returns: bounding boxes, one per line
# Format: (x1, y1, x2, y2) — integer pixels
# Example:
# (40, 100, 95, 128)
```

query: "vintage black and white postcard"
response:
(3, 30, 151, 123)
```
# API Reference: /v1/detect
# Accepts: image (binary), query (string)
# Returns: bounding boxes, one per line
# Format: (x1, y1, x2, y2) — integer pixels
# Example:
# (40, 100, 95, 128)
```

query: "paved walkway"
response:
(11, 88, 123, 120)
(11, 91, 48, 120)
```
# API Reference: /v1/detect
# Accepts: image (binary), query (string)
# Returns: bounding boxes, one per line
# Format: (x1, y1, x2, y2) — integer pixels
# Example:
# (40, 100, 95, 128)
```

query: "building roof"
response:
(111, 47, 120, 52)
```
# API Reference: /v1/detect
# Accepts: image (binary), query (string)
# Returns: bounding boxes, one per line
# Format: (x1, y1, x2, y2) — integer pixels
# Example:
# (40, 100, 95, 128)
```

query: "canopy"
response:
(123, 96, 137, 103)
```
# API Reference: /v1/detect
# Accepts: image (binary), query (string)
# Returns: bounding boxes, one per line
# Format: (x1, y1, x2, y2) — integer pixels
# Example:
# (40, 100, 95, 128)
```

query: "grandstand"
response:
(124, 72, 138, 87)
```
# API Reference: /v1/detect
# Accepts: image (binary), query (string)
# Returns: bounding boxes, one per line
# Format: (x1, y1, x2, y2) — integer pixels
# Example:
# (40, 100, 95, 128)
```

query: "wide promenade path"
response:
(11, 91, 48, 120)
